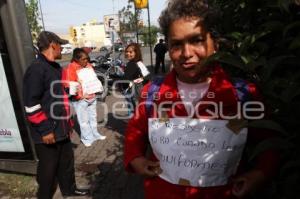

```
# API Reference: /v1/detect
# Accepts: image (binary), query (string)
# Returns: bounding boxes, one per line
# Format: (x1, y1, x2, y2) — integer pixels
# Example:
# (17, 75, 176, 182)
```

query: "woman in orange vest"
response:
(63, 48, 106, 147)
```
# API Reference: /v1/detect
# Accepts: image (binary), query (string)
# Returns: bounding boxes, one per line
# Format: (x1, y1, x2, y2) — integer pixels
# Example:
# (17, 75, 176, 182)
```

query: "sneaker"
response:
(62, 187, 90, 197)
(94, 133, 106, 141)
(94, 133, 106, 140)
(84, 143, 92, 147)
(95, 134, 106, 140)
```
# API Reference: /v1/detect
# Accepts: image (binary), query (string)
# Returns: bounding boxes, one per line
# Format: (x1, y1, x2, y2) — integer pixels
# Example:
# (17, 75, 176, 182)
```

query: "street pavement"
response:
(53, 91, 144, 199)
(52, 49, 171, 199)
(0, 46, 171, 199)
(0, 90, 148, 199)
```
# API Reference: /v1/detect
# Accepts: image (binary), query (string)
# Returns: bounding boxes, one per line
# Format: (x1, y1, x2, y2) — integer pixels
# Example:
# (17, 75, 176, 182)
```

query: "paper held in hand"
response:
(69, 81, 79, 95)
(137, 61, 150, 77)
(77, 68, 103, 94)
(148, 118, 248, 187)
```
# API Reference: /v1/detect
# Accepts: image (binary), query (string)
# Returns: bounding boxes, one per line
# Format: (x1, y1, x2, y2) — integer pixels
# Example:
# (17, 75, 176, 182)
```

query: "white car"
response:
(61, 45, 73, 54)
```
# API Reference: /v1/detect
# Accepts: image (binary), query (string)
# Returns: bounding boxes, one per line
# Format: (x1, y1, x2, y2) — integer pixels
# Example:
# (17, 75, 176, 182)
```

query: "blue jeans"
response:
(72, 99, 101, 145)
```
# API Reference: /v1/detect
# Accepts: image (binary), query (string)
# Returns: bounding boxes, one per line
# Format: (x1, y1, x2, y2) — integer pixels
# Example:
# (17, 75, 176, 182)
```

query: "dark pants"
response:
(35, 139, 76, 199)
(123, 83, 143, 114)
(155, 55, 166, 74)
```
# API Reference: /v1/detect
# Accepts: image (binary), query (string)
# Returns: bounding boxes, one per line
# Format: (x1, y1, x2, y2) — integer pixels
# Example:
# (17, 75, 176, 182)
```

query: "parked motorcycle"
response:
(91, 51, 125, 101)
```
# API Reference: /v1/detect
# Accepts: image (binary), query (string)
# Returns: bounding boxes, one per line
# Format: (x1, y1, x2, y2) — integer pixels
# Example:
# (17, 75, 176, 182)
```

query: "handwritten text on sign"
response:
(148, 118, 247, 187)
(77, 68, 103, 94)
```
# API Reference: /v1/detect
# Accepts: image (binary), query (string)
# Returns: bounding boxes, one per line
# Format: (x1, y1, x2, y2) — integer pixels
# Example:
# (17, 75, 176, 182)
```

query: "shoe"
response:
(95, 134, 106, 140)
(97, 134, 106, 140)
(81, 139, 93, 147)
(82, 142, 92, 147)
(63, 188, 90, 197)
(85, 143, 92, 147)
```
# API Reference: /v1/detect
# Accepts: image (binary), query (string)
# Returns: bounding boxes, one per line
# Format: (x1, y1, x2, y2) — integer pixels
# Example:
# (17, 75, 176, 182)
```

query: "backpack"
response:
(145, 76, 251, 117)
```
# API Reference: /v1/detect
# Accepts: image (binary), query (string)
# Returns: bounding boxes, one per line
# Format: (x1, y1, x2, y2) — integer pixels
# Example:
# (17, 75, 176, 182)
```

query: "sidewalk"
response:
(53, 92, 144, 199)
(46, 59, 170, 199)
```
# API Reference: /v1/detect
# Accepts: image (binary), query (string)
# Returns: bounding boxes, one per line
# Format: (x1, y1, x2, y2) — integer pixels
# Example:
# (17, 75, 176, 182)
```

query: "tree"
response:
(206, 1, 300, 198)
(25, 0, 42, 42)
(118, 0, 142, 42)
(118, 5, 135, 33)
(140, 25, 160, 46)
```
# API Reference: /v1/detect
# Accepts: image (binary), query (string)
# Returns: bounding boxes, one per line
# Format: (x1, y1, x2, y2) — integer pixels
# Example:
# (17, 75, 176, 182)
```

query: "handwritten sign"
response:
(77, 68, 103, 94)
(148, 118, 247, 187)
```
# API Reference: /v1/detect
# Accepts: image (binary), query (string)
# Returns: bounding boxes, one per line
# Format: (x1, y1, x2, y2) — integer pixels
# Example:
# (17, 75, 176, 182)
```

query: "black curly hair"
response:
(159, 0, 220, 40)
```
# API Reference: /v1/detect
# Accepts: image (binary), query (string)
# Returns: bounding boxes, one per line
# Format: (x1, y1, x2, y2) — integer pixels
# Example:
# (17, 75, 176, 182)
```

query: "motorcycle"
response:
(91, 51, 125, 101)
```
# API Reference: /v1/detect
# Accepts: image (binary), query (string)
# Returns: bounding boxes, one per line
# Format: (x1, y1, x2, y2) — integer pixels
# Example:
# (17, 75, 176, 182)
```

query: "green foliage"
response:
(119, 0, 157, 45)
(209, 0, 300, 198)
(118, 1, 142, 42)
(25, 0, 42, 42)
(119, 4, 139, 33)
(140, 25, 160, 46)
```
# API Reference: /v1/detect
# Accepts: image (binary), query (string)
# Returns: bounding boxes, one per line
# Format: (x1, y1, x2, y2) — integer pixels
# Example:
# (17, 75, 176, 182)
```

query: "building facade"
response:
(71, 20, 107, 49)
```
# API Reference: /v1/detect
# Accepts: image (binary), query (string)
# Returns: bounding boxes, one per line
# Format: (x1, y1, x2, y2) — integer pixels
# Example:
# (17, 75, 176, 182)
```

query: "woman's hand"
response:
(232, 169, 266, 198)
(130, 156, 161, 177)
(133, 78, 143, 84)
(82, 93, 96, 99)
(129, 82, 133, 88)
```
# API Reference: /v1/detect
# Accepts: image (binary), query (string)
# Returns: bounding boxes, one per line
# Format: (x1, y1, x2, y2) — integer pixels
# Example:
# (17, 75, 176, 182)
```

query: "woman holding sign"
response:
(63, 48, 106, 147)
(124, 0, 279, 199)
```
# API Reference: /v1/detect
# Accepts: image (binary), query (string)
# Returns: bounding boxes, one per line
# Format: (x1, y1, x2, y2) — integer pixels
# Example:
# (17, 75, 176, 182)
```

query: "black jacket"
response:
(121, 61, 150, 90)
(124, 61, 142, 81)
(154, 43, 167, 58)
(23, 54, 71, 144)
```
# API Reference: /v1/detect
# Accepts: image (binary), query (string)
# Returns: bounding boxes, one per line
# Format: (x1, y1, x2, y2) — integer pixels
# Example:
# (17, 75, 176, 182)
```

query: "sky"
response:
(39, 0, 168, 34)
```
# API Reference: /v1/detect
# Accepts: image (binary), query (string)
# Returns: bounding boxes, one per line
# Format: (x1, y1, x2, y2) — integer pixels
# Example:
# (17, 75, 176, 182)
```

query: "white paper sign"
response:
(137, 61, 150, 77)
(148, 118, 247, 187)
(77, 68, 103, 94)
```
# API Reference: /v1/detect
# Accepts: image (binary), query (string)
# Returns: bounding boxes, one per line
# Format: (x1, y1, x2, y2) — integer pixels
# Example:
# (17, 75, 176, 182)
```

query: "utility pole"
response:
(132, 0, 152, 66)
(134, 5, 139, 43)
(147, 3, 153, 68)
(109, 18, 115, 63)
(112, 0, 116, 64)
(38, 0, 45, 30)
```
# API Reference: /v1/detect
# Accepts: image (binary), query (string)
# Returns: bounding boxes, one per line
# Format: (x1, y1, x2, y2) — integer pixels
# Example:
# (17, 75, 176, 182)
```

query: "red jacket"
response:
(124, 66, 279, 199)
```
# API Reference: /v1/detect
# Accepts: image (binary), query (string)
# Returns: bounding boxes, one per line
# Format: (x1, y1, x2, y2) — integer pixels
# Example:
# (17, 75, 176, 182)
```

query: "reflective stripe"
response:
(25, 104, 42, 113)
(27, 111, 47, 124)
